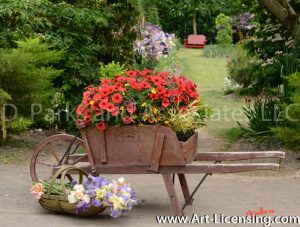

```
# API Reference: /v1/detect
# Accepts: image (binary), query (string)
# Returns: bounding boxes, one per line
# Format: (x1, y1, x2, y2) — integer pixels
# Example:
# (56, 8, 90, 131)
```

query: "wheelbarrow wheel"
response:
(30, 134, 86, 182)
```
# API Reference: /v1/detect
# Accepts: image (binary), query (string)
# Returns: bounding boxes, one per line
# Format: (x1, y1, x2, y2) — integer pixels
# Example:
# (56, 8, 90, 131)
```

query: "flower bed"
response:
(76, 69, 202, 139)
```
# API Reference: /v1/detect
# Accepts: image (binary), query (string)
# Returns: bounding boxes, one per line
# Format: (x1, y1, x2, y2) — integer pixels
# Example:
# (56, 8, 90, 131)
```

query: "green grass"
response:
(177, 48, 245, 137)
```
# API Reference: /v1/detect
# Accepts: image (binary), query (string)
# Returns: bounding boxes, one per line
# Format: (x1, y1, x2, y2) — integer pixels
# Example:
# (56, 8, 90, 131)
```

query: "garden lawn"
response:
(178, 48, 245, 139)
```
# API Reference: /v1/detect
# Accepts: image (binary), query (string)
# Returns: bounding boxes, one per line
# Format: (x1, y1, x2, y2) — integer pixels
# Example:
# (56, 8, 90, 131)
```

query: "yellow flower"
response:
(121, 190, 130, 197)
(141, 102, 147, 107)
(133, 115, 137, 119)
(152, 107, 158, 115)
(148, 117, 154, 124)
(89, 100, 95, 105)
(95, 188, 106, 200)
(151, 88, 157, 94)
(109, 195, 124, 210)
(125, 83, 130, 87)
(120, 106, 125, 111)
(143, 115, 148, 121)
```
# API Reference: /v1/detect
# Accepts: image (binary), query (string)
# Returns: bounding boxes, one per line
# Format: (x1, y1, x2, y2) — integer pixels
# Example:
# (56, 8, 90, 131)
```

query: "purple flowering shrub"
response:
(232, 12, 256, 35)
(134, 23, 177, 69)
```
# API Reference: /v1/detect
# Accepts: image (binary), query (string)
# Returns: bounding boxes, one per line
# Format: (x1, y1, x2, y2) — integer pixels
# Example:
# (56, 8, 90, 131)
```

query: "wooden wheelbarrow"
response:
(30, 125, 285, 215)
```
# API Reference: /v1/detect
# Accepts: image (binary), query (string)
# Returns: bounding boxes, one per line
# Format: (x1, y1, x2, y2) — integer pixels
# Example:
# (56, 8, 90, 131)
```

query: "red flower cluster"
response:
(76, 69, 199, 131)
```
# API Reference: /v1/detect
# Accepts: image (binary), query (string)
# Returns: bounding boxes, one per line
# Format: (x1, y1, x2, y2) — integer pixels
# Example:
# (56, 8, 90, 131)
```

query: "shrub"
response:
(0, 0, 142, 109)
(275, 72, 300, 151)
(0, 88, 11, 140)
(215, 13, 233, 46)
(0, 38, 63, 117)
(7, 117, 33, 134)
(227, 44, 260, 88)
(231, 12, 256, 42)
(99, 62, 127, 79)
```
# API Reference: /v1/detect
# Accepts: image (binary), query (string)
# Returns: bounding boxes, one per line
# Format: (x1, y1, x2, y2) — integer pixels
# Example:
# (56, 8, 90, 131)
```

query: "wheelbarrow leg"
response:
(178, 174, 193, 205)
(162, 174, 182, 216)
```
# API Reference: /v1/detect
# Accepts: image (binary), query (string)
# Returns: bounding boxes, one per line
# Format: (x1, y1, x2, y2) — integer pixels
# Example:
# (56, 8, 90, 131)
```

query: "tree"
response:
(156, 0, 244, 40)
(261, 0, 298, 35)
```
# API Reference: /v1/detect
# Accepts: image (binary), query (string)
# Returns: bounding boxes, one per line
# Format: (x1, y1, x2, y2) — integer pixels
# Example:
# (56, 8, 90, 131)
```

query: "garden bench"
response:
(184, 34, 207, 48)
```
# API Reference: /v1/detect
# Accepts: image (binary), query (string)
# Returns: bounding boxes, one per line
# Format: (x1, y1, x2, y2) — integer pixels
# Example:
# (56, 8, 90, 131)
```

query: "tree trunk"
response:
(193, 11, 197, 35)
(261, 0, 298, 35)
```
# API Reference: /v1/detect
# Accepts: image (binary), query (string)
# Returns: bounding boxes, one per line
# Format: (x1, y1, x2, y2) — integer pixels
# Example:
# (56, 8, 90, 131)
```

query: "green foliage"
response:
(275, 72, 300, 150)
(203, 44, 234, 58)
(273, 127, 300, 151)
(227, 44, 260, 88)
(156, 0, 244, 40)
(0, 88, 11, 141)
(168, 100, 210, 135)
(7, 117, 33, 134)
(238, 95, 284, 136)
(0, 0, 142, 110)
(223, 127, 244, 142)
(0, 38, 63, 116)
(99, 62, 127, 79)
(215, 13, 233, 46)
(141, 0, 160, 24)
(168, 104, 204, 135)
(0, 88, 11, 103)
(155, 40, 180, 72)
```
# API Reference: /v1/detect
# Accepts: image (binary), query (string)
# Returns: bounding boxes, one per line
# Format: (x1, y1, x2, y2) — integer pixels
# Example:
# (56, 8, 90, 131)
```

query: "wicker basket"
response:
(39, 165, 105, 216)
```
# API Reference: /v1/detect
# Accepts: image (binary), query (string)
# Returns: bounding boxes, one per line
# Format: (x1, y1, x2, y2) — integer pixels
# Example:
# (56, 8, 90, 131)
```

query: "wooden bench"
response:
(184, 34, 207, 49)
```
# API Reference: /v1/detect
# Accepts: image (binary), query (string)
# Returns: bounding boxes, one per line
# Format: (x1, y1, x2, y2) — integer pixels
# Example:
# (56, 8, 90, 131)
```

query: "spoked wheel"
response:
(30, 134, 87, 182)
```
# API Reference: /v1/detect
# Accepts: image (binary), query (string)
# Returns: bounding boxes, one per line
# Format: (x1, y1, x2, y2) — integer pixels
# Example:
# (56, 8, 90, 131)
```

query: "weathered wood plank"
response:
(162, 174, 182, 215)
(149, 133, 165, 172)
(194, 151, 285, 161)
(178, 174, 193, 205)
(53, 163, 280, 174)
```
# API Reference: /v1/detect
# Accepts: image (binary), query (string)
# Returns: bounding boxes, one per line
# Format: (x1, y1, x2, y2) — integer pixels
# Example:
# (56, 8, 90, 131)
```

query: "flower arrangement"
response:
(31, 175, 137, 218)
(76, 69, 201, 136)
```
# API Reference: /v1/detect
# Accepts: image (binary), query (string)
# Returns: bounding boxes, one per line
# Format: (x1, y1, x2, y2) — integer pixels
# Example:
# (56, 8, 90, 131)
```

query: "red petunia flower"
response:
(112, 93, 123, 104)
(106, 103, 116, 113)
(123, 116, 133, 124)
(116, 76, 126, 83)
(99, 100, 108, 110)
(111, 107, 120, 116)
(95, 109, 102, 116)
(83, 91, 91, 99)
(156, 86, 166, 95)
(130, 82, 142, 91)
(126, 70, 138, 77)
(162, 98, 171, 108)
(126, 103, 137, 114)
(100, 89, 110, 97)
(140, 80, 151, 89)
(149, 93, 159, 100)
(76, 104, 84, 115)
(96, 122, 106, 132)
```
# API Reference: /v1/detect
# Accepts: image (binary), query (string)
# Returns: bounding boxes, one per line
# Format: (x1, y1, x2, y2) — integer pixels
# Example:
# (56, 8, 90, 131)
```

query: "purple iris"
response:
(91, 198, 103, 207)
(111, 209, 122, 218)
(76, 201, 91, 214)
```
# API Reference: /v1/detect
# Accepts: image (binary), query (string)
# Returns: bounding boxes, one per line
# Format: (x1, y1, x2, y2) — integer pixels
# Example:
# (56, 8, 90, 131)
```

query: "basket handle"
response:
(46, 165, 87, 198)
(60, 167, 87, 197)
